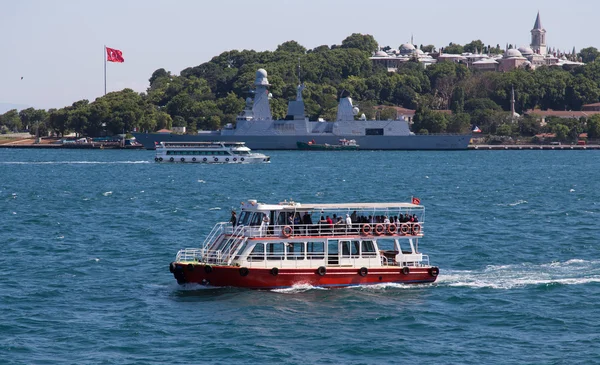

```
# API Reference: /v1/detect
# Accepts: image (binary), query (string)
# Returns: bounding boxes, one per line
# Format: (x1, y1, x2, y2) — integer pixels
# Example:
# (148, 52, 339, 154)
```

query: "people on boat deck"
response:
(303, 212, 313, 234)
(229, 210, 237, 226)
(345, 214, 352, 226)
(260, 215, 270, 236)
(293, 213, 301, 234)
(351, 210, 357, 223)
(326, 216, 333, 228)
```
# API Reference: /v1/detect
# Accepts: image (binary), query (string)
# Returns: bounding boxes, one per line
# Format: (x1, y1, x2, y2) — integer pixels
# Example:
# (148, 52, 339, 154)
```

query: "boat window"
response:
(377, 239, 395, 251)
(267, 243, 284, 260)
(238, 211, 252, 226)
(361, 240, 376, 257)
(249, 213, 263, 226)
(249, 243, 265, 261)
(340, 241, 351, 258)
(366, 128, 384, 135)
(307, 241, 325, 259)
(287, 242, 305, 260)
(276, 212, 288, 226)
(234, 241, 248, 260)
(351, 241, 360, 256)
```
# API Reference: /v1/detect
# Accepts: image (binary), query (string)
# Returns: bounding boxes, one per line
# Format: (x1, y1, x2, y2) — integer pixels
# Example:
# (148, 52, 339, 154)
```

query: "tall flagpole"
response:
(103, 45, 107, 95)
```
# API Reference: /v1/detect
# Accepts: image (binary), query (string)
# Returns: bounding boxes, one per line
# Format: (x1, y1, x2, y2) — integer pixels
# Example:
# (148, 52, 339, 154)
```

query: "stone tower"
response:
(530, 11, 547, 55)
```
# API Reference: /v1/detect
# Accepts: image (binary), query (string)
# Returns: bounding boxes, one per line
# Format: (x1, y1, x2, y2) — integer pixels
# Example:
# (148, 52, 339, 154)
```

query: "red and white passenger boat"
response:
(169, 199, 439, 289)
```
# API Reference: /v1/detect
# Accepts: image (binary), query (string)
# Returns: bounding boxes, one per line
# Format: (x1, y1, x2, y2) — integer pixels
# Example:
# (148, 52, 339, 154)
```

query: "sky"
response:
(1, 0, 598, 112)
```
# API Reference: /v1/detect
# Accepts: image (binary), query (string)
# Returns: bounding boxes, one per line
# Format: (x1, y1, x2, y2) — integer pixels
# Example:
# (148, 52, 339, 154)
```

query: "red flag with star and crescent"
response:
(106, 47, 124, 63)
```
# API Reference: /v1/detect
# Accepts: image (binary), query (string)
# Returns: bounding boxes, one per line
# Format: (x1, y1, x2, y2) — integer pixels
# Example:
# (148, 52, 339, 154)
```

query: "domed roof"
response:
(518, 46, 534, 56)
(375, 50, 388, 57)
(255, 68, 269, 85)
(256, 68, 268, 78)
(505, 48, 524, 58)
(400, 43, 416, 50)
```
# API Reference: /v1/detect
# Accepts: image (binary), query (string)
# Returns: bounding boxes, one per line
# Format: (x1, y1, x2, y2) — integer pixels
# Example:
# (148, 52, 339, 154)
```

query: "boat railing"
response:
(232, 222, 423, 238)
(175, 248, 204, 263)
(202, 222, 228, 251)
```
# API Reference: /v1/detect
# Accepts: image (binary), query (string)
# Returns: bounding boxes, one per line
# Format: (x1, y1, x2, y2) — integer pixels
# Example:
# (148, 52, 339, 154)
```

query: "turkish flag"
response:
(106, 47, 124, 63)
(412, 197, 421, 205)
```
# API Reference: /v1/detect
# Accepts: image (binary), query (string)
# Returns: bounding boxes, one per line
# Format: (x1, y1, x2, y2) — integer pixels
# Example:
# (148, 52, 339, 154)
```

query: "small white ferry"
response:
(154, 141, 270, 164)
(169, 198, 439, 289)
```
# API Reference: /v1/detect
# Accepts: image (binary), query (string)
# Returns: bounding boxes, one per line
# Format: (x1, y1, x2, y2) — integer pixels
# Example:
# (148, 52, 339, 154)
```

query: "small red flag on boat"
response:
(106, 47, 124, 63)
(412, 197, 421, 205)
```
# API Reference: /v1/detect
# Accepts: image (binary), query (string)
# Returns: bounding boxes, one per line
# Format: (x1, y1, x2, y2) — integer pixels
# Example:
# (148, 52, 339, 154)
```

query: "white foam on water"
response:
(272, 283, 328, 294)
(197, 180, 206, 183)
(347, 282, 423, 291)
(102, 191, 112, 196)
(437, 259, 600, 289)
(208, 207, 221, 210)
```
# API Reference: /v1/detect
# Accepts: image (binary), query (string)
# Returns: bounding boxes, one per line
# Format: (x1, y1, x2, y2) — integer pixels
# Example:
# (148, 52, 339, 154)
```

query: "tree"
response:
(447, 113, 471, 133)
(496, 123, 513, 136)
(443, 43, 464, 54)
(451, 86, 465, 113)
(421, 45, 435, 53)
(464, 98, 501, 112)
(276, 40, 307, 54)
(1, 109, 22, 132)
(413, 107, 448, 133)
(47, 109, 70, 137)
(340, 33, 378, 54)
(552, 123, 570, 141)
(579, 47, 600, 63)
(149, 68, 171, 86)
(587, 115, 600, 139)
(464, 40, 485, 54)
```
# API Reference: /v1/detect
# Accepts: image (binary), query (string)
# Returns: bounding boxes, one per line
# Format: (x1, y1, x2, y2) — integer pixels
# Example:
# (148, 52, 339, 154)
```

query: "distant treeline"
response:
(2, 34, 600, 141)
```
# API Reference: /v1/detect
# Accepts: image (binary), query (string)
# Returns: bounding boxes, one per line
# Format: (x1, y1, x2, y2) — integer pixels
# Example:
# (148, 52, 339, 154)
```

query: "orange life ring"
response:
(374, 224, 385, 235)
(387, 223, 397, 235)
(361, 224, 372, 235)
(282, 225, 293, 237)
(412, 224, 421, 235)
(400, 223, 410, 235)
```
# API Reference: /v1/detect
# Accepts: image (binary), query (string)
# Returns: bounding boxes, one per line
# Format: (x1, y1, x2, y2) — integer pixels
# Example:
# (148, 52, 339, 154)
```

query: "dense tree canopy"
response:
(3, 33, 600, 142)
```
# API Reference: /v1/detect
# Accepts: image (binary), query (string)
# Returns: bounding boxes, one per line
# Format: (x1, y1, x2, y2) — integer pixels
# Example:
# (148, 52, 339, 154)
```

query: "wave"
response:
(496, 200, 528, 207)
(438, 259, 600, 289)
(271, 283, 329, 294)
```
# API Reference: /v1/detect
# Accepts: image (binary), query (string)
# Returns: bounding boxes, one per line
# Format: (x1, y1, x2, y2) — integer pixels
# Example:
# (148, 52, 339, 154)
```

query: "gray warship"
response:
(133, 69, 471, 150)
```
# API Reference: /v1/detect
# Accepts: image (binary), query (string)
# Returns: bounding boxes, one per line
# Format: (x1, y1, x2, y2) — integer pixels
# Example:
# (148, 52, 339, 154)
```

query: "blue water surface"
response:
(1, 149, 599, 364)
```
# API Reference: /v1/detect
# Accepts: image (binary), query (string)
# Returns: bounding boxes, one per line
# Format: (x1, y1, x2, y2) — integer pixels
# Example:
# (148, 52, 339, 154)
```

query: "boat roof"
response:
(241, 200, 422, 211)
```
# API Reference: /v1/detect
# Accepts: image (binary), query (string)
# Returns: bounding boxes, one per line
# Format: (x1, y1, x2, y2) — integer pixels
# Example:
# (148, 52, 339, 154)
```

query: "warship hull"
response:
(133, 133, 470, 150)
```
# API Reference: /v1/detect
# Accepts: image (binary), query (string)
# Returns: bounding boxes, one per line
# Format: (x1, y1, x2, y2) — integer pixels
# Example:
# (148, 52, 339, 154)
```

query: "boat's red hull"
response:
(170, 263, 438, 289)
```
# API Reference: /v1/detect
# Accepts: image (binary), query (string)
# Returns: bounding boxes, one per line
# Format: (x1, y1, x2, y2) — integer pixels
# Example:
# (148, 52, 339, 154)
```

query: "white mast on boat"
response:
(252, 69, 272, 121)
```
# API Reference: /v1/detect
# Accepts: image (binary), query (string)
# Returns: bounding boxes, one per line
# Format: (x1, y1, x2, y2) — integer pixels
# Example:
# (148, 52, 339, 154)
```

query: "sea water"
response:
(1, 149, 599, 364)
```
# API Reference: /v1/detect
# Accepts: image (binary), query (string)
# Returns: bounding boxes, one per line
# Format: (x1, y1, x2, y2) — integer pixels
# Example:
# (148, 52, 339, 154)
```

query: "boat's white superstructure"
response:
(154, 141, 270, 164)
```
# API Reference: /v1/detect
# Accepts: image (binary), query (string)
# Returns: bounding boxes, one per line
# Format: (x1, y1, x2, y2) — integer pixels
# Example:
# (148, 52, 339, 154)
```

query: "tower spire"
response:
(511, 85, 516, 123)
(533, 11, 543, 30)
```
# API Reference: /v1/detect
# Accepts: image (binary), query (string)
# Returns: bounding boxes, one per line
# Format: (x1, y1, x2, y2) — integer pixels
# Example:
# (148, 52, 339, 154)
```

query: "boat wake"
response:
(438, 259, 600, 289)
(271, 283, 329, 294)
